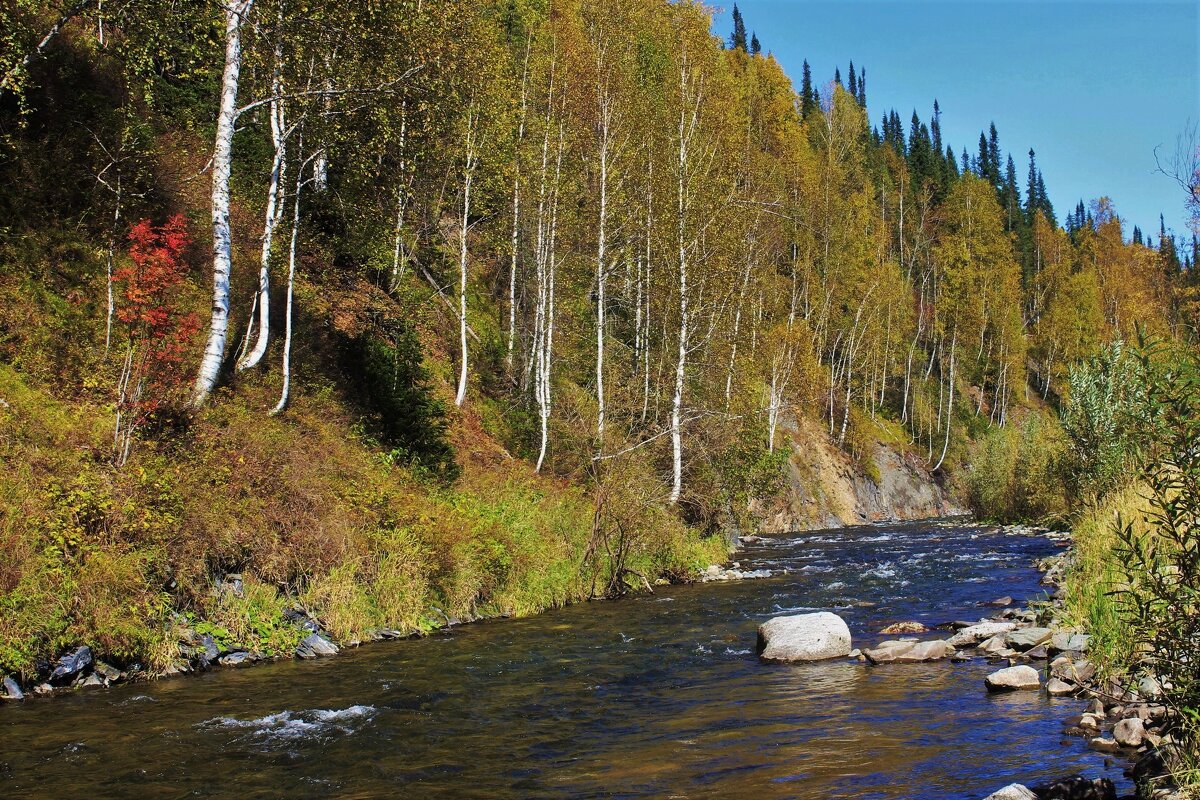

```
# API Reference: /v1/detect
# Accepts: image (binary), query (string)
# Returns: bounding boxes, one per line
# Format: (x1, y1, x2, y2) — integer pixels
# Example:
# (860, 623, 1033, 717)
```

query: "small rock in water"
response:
(1024, 644, 1050, 660)
(1089, 737, 1122, 754)
(50, 646, 92, 684)
(982, 785, 1037, 800)
(879, 621, 927, 635)
(93, 661, 122, 682)
(757, 612, 852, 663)
(947, 622, 1017, 647)
(295, 633, 339, 659)
(1113, 717, 1145, 748)
(2, 676, 23, 700)
(219, 651, 251, 667)
(985, 664, 1041, 692)
(1045, 678, 1076, 696)
(81, 674, 104, 689)
(1006, 627, 1053, 651)
(864, 639, 955, 664)
(987, 596, 1015, 607)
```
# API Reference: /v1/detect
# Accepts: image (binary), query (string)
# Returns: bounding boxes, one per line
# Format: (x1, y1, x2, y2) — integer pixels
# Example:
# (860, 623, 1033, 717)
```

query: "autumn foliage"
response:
(113, 215, 198, 462)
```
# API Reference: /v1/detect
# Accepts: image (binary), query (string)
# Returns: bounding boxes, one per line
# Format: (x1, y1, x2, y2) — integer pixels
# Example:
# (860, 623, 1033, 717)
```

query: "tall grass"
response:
(0, 363, 724, 678)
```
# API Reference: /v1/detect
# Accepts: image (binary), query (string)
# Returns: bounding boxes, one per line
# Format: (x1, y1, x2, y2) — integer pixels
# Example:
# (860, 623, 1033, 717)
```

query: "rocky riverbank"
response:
(1, 556, 771, 703)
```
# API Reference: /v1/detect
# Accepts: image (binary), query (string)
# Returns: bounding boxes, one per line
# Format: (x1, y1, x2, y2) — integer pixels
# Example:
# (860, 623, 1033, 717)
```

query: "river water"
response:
(1, 520, 1129, 798)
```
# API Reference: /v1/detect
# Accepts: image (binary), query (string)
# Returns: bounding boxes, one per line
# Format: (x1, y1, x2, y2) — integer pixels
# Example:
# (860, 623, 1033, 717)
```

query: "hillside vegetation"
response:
(1, 0, 1194, 681)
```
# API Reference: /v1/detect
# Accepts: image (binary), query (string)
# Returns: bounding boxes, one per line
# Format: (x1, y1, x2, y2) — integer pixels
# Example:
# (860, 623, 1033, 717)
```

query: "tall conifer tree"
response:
(730, 4, 747, 51)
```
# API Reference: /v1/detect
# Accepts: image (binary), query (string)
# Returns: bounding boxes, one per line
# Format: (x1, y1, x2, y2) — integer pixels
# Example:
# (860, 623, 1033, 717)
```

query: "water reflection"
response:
(0, 521, 1126, 799)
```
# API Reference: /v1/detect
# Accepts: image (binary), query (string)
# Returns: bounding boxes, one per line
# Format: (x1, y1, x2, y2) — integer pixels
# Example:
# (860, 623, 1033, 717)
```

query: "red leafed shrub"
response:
(113, 215, 199, 463)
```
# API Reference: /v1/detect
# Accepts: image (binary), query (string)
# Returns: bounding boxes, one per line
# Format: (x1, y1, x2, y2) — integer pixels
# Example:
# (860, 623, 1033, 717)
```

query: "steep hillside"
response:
(1, 0, 1188, 689)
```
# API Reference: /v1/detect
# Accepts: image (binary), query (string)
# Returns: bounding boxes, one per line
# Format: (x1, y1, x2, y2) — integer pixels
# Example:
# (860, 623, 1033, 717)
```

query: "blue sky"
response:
(712, 0, 1199, 244)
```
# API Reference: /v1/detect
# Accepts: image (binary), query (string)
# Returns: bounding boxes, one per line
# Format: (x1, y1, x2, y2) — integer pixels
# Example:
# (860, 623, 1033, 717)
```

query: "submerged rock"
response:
(985, 664, 1041, 692)
(864, 639, 955, 664)
(983, 784, 1036, 800)
(50, 646, 92, 684)
(987, 596, 1015, 607)
(757, 612, 852, 663)
(1089, 737, 1122, 754)
(947, 622, 1017, 647)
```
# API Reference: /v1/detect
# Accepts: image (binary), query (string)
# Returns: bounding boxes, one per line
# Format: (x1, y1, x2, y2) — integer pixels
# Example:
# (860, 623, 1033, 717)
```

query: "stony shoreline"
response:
(0, 555, 773, 703)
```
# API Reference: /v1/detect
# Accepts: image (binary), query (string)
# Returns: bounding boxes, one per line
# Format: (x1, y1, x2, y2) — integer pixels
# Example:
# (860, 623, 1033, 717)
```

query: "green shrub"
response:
(1060, 340, 1146, 502)
(965, 410, 1066, 522)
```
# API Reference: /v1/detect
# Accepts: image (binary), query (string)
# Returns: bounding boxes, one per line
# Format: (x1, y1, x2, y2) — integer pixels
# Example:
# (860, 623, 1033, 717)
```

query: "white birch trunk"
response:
(594, 92, 611, 445)
(194, 0, 255, 406)
(932, 333, 956, 471)
(238, 55, 286, 373)
(454, 107, 479, 408)
(272, 142, 306, 415)
(506, 43, 530, 374)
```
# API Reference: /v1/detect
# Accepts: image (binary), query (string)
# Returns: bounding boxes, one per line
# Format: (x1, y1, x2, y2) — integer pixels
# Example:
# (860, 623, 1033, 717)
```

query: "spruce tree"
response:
(730, 4, 747, 51)
(834, 66, 842, 86)
(987, 123, 1001, 184)
(1004, 154, 1020, 230)
(1035, 171, 1054, 225)
(801, 60, 815, 118)
(930, 100, 943, 154)
(1025, 149, 1038, 221)
(961, 148, 971, 175)
(1160, 215, 1182, 276)
(857, 67, 866, 106)
(1133, 225, 1143, 246)
(977, 132, 990, 178)
(946, 145, 959, 178)
(848, 61, 857, 98)
(750, 32, 761, 55)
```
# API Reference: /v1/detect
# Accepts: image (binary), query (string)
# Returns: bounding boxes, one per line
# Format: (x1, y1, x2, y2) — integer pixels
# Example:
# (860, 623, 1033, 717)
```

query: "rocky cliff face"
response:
(750, 415, 965, 532)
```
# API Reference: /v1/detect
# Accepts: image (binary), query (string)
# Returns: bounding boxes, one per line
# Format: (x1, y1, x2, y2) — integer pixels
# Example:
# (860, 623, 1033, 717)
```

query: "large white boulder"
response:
(757, 612, 852, 663)
(985, 664, 1042, 692)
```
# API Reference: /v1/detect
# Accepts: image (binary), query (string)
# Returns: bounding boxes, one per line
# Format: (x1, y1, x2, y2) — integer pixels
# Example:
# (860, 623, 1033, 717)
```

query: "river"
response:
(0, 520, 1128, 798)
